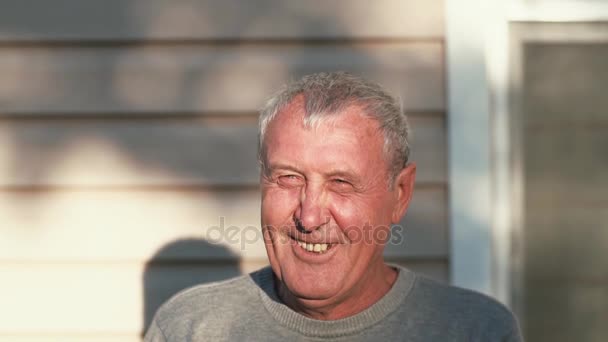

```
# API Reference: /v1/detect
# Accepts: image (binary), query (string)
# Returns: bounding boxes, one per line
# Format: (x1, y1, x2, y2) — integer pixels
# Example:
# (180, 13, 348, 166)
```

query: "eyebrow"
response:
(268, 163, 360, 182)
(326, 169, 359, 182)
(267, 163, 301, 173)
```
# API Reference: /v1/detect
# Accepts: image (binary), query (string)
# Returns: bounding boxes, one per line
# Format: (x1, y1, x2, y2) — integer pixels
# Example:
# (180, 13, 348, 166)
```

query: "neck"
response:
(277, 263, 398, 320)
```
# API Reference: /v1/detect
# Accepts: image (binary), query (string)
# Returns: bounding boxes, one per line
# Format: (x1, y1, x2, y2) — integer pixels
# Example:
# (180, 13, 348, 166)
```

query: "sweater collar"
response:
(251, 264, 417, 338)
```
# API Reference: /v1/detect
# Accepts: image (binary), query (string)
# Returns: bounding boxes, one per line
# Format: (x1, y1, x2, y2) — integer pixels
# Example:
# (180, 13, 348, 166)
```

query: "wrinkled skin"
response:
(260, 97, 416, 320)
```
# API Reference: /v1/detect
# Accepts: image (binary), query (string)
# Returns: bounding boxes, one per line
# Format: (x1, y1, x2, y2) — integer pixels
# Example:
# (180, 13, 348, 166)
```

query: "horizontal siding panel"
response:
(0, 189, 265, 261)
(0, 0, 443, 42)
(385, 187, 447, 258)
(0, 187, 447, 262)
(0, 120, 260, 187)
(0, 116, 445, 186)
(0, 43, 443, 114)
(409, 116, 446, 184)
(0, 262, 241, 334)
(0, 259, 447, 334)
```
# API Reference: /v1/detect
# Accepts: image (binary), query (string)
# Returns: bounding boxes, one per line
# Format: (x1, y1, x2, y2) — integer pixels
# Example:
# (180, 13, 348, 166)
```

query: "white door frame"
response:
(446, 0, 608, 307)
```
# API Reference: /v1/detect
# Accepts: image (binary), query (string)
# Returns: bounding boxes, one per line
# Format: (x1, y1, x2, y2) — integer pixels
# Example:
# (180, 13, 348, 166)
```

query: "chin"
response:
(279, 261, 348, 301)
(286, 277, 341, 301)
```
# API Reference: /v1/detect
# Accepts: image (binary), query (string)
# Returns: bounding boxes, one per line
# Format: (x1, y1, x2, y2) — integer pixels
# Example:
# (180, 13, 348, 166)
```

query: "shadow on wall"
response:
(0, 1, 449, 338)
(143, 239, 242, 335)
(0, 1, 436, 197)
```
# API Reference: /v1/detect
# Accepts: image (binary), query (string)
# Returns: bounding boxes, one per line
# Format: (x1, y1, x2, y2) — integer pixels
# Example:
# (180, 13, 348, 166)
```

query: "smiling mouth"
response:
(295, 240, 335, 254)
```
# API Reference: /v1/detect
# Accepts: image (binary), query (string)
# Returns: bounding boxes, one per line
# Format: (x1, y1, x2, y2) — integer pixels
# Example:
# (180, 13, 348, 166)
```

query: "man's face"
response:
(260, 98, 415, 312)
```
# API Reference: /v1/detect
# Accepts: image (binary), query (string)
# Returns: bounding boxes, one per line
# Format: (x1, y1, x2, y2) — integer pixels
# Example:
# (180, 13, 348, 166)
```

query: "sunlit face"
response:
(260, 98, 415, 316)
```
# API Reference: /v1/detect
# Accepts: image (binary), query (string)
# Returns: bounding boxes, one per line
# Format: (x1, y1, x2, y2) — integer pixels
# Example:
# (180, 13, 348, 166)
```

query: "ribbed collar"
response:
(251, 265, 416, 338)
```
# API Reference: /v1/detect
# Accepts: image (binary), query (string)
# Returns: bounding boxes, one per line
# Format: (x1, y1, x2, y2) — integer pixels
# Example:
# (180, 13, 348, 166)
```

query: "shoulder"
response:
(401, 270, 521, 340)
(151, 269, 265, 333)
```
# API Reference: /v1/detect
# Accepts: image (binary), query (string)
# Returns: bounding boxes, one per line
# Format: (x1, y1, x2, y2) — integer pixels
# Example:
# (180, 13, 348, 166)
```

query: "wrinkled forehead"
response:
(269, 96, 382, 142)
(263, 100, 388, 172)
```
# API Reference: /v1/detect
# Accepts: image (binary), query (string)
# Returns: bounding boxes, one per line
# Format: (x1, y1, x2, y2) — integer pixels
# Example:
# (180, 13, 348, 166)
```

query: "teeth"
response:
(297, 241, 330, 254)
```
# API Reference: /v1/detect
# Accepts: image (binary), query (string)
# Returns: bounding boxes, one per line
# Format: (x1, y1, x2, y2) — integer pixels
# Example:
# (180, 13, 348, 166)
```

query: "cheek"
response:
(328, 195, 392, 243)
(261, 187, 300, 224)
(327, 196, 369, 238)
(329, 195, 375, 224)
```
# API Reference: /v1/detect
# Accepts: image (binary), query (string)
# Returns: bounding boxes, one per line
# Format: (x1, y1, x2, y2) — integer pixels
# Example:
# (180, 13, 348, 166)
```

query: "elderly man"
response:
(145, 72, 522, 341)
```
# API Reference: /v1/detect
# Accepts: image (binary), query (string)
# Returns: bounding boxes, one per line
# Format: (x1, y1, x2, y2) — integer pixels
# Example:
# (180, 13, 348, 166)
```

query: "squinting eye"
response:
(278, 175, 304, 187)
(331, 179, 353, 190)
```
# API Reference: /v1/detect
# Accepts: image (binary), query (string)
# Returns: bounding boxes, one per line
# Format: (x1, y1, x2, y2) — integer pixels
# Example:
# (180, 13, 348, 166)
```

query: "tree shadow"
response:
(0, 2, 449, 339)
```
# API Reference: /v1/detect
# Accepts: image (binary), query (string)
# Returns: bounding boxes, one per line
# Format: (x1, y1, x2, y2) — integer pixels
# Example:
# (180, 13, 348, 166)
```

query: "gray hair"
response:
(258, 71, 410, 186)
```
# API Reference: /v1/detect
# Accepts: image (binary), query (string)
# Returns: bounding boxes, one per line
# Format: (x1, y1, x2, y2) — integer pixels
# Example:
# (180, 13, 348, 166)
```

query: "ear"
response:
(391, 163, 416, 224)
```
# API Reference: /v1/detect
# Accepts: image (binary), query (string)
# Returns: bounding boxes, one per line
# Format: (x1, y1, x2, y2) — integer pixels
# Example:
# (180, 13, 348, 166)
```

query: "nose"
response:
(294, 182, 329, 233)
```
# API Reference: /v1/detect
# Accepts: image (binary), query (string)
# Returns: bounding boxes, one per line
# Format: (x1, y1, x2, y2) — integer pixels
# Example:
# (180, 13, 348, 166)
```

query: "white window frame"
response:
(446, 0, 608, 308)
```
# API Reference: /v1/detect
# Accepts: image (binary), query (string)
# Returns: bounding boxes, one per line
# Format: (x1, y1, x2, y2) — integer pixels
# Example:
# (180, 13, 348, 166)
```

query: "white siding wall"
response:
(0, 1, 446, 340)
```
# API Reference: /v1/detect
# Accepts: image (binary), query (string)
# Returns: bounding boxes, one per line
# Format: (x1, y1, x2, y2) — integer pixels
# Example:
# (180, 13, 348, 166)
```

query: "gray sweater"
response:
(145, 266, 522, 341)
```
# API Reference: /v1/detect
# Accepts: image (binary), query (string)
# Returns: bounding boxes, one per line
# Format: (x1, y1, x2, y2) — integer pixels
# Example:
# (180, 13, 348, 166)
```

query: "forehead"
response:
(264, 99, 387, 173)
